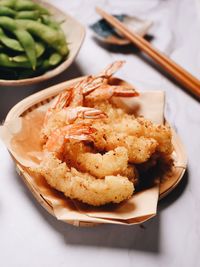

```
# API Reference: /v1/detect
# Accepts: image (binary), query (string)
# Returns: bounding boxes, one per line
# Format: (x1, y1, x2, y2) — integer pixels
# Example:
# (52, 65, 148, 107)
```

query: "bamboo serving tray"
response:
(0, 0, 85, 86)
(5, 77, 187, 226)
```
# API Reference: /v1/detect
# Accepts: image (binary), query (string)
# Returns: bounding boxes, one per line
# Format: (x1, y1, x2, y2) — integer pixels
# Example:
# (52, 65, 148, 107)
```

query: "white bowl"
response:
(0, 0, 85, 86)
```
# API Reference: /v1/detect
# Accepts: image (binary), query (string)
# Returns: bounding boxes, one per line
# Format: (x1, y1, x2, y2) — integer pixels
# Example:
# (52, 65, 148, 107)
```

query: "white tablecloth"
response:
(1, 1, 200, 266)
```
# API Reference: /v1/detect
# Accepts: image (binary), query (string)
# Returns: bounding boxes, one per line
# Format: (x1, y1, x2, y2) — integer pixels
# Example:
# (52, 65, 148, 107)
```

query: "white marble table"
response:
(1, 0, 200, 266)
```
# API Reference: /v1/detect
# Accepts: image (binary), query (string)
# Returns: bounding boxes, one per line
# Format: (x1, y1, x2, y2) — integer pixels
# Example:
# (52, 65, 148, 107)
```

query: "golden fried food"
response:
(91, 119, 172, 163)
(34, 61, 173, 206)
(63, 141, 138, 183)
(75, 147, 129, 178)
(38, 153, 134, 206)
(91, 125, 159, 163)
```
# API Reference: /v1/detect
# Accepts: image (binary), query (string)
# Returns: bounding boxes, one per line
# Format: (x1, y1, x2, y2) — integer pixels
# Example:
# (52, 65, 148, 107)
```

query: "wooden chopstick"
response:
(96, 7, 200, 99)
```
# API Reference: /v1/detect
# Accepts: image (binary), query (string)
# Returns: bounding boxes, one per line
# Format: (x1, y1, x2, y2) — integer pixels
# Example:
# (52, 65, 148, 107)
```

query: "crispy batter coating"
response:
(63, 142, 138, 183)
(41, 109, 66, 140)
(85, 101, 128, 122)
(38, 99, 172, 206)
(90, 115, 172, 163)
(91, 124, 158, 163)
(76, 147, 129, 178)
(38, 153, 134, 206)
(36, 62, 173, 206)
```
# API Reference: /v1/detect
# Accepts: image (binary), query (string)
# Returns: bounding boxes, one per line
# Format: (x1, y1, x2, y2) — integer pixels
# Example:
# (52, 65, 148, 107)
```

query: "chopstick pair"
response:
(96, 7, 200, 99)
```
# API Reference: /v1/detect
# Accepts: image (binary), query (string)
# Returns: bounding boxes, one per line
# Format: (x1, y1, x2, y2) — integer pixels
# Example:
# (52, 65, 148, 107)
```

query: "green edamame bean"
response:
(39, 58, 51, 71)
(0, 6, 16, 17)
(14, 0, 49, 15)
(0, 26, 24, 51)
(49, 52, 62, 66)
(12, 41, 45, 62)
(0, 0, 16, 8)
(35, 41, 45, 57)
(38, 52, 62, 72)
(16, 18, 57, 41)
(14, 29, 36, 69)
(56, 29, 68, 56)
(0, 0, 67, 78)
(0, 52, 43, 68)
(16, 19, 68, 56)
(0, 52, 32, 68)
(11, 54, 27, 62)
(41, 15, 60, 30)
(0, 16, 68, 56)
(14, 0, 38, 11)
(15, 10, 40, 20)
(35, 5, 49, 15)
(0, 16, 16, 31)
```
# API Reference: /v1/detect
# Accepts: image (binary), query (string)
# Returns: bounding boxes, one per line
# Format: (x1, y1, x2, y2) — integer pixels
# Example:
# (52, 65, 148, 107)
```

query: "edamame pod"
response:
(14, 0, 49, 14)
(0, 16, 16, 31)
(35, 41, 45, 57)
(38, 52, 62, 72)
(0, 52, 32, 68)
(56, 29, 69, 56)
(15, 29, 36, 69)
(0, 0, 68, 79)
(12, 41, 45, 62)
(0, 26, 24, 51)
(15, 10, 40, 20)
(0, 0, 16, 8)
(16, 19, 68, 56)
(41, 15, 60, 30)
(14, 0, 36, 10)
(49, 52, 62, 66)
(0, 6, 16, 17)
(0, 52, 44, 69)
(11, 54, 27, 62)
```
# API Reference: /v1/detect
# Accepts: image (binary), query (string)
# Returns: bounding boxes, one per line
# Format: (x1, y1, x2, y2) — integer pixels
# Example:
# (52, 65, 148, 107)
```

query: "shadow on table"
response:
(11, 167, 161, 253)
(11, 164, 188, 253)
(0, 62, 84, 122)
(92, 34, 154, 55)
(58, 170, 188, 252)
(8, 146, 189, 254)
(159, 169, 189, 211)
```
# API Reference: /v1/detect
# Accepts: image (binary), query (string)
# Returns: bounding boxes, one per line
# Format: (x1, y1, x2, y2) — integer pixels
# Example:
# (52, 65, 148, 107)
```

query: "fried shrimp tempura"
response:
(35, 61, 173, 206)
(63, 142, 138, 183)
(90, 115, 173, 163)
(91, 125, 158, 163)
(76, 147, 129, 178)
(38, 153, 134, 206)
